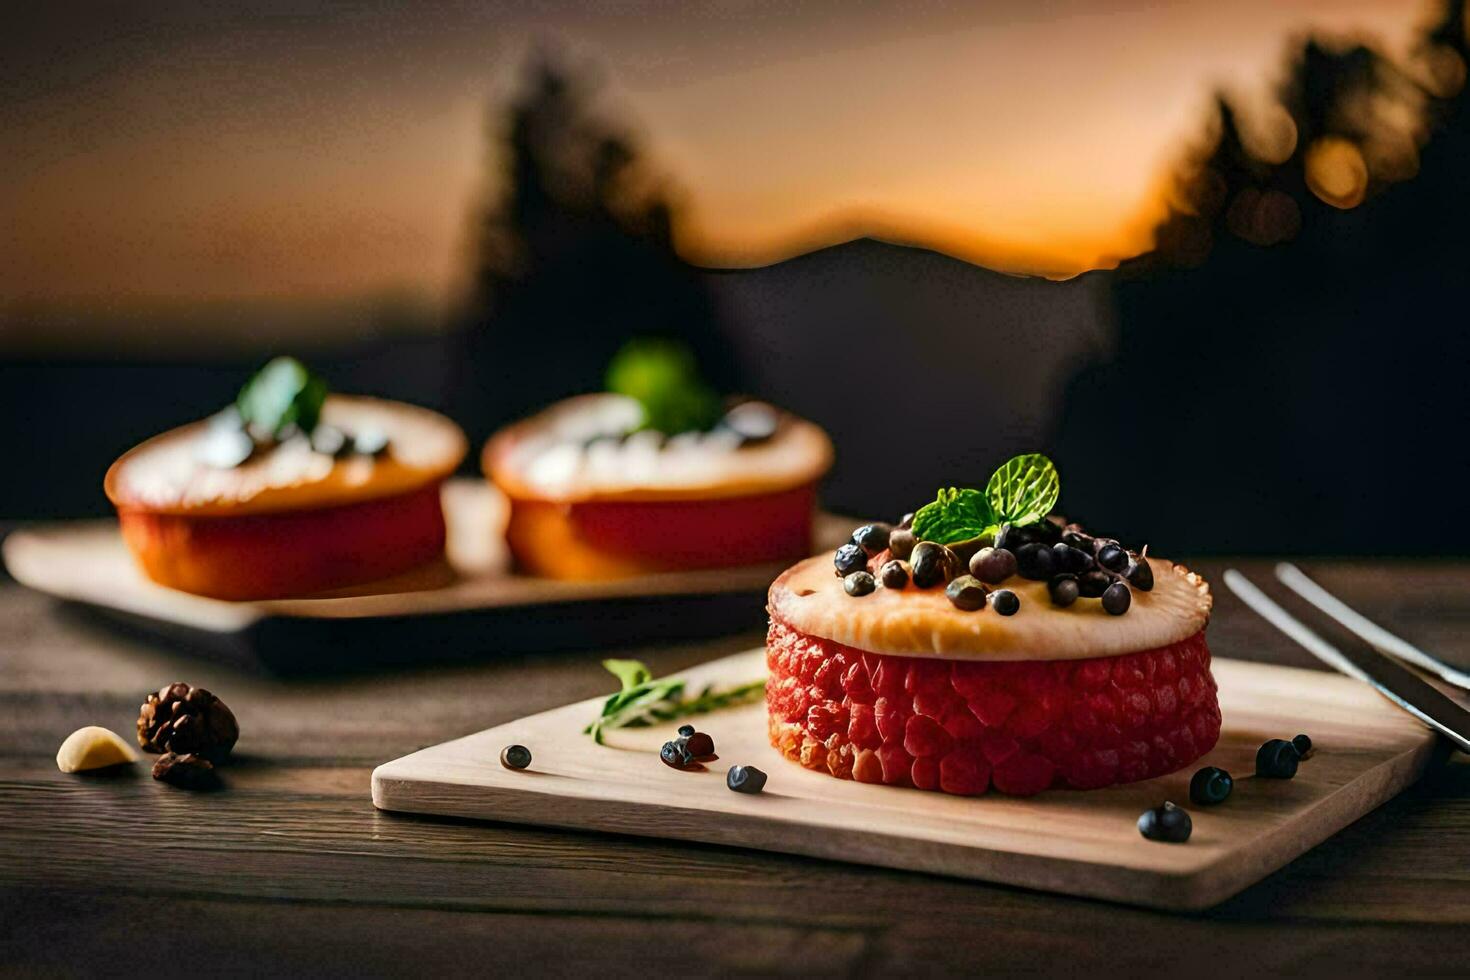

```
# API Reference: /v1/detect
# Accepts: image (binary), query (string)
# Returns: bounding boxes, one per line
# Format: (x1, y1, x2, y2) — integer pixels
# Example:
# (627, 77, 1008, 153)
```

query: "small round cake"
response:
(484, 393, 834, 579)
(106, 369, 466, 600)
(765, 455, 1218, 796)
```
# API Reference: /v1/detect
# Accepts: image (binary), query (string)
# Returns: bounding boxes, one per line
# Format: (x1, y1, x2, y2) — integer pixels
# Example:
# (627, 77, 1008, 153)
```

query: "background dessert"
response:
(105, 358, 466, 600)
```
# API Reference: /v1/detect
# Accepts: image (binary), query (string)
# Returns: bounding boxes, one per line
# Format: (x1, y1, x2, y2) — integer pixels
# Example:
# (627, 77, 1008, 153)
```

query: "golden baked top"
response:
(106, 395, 466, 517)
(484, 393, 834, 503)
(769, 553, 1212, 661)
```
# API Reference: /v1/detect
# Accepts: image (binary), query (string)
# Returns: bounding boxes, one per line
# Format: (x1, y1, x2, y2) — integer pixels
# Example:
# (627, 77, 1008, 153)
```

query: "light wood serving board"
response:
(2, 480, 851, 673)
(373, 648, 1440, 910)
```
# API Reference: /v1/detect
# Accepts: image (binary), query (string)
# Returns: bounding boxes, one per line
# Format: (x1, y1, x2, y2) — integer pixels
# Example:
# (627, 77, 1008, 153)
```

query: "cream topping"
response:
(769, 554, 1212, 661)
(106, 395, 466, 516)
(485, 393, 833, 502)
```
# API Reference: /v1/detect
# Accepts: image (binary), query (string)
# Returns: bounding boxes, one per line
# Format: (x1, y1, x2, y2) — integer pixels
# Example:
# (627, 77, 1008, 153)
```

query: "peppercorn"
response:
(1189, 766, 1233, 805)
(834, 542, 867, 577)
(989, 589, 1020, 616)
(852, 523, 892, 557)
(844, 571, 877, 597)
(1048, 574, 1080, 607)
(879, 560, 910, 589)
(911, 542, 955, 589)
(685, 732, 715, 757)
(1101, 581, 1132, 615)
(1052, 542, 1095, 574)
(500, 744, 532, 770)
(1078, 570, 1112, 598)
(1126, 558, 1155, 591)
(727, 765, 768, 794)
(945, 575, 988, 611)
(888, 528, 916, 560)
(1256, 739, 1300, 778)
(1138, 802, 1192, 843)
(1015, 542, 1056, 580)
(1097, 542, 1129, 573)
(970, 547, 1017, 584)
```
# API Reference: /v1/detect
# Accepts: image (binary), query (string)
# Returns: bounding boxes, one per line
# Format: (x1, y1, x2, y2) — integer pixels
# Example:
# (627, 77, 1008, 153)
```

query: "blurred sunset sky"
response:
(1, 0, 1431, 316)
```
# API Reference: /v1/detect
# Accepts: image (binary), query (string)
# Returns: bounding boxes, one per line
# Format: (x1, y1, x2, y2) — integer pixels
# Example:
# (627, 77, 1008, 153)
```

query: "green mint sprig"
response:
(911, 453, 1061, 545)
(237, 356, 328, 438)
(605, 338, 722, 436)
(584, 658, 765, 745)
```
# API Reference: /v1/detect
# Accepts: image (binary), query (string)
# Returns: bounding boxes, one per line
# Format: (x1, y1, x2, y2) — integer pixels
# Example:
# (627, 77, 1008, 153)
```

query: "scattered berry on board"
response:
(1138, 802, 1193, 843)
(500, 744, 532, 770)
(727, 765, 768, 794)
(1255, 738, 1301, 778)
(1189, 766, 1234, 805)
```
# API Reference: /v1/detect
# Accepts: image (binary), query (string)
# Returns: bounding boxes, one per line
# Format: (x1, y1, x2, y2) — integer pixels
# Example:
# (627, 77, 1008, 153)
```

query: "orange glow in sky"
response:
(0, 1, 1431, 313)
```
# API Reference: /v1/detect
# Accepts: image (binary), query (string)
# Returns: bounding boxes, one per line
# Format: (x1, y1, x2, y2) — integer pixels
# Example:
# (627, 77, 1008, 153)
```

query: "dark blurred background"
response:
(3, 1, 1467, 555)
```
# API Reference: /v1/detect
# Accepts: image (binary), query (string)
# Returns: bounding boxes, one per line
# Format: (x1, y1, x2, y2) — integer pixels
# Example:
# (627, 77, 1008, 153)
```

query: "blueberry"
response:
(1126, 558, 1154, 592)
(844, 571, 877, 597)
(677, 724, 696, 737)
(351, 427, 389, 456)
(1015, 542, 1056, 580)
(852, 523, 892, 557)
(1292, 733, 1312, 757)
(1052, 542, 1095, 574)
(1091, 537, 1121, 558)
(1097, 543, 1129, 573)
(945, 575, 988, 611)
(888, 528, 916, 560)
(1078, 570, 1112, 598)
(989, 589, 1020, 616)
(1048, 574, 1080, 607)
(1101, 581, 1132, 615)
(685, 732, 715, 757)
(499, 744, 532, 770)
(1138, 802, 1192, 843)
(879, 560, 909, 589)
(660, 740, 694, 769)
(1255, 738, 1300, 778)
(911, 542, 956, 589)
(834, 543, 867, 577)
(721, 402, 779, 443)
(727, 765, 768, 794)
(1189, 766, 1233, 805)
(970, 547, 1017, 584)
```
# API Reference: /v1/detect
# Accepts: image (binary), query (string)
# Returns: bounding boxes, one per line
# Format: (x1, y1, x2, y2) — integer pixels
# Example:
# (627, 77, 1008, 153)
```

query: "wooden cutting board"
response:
(2, 480, 851, 673)
(372, 647, 1440, 910)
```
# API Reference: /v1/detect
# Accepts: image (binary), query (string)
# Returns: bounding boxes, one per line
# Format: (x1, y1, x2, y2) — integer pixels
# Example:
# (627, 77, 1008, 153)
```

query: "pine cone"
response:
(137, 683, 239, 761)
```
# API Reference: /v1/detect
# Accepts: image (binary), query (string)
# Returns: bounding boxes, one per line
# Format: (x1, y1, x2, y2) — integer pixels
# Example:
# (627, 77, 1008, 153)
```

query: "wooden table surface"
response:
(3, 559, 1468, 976)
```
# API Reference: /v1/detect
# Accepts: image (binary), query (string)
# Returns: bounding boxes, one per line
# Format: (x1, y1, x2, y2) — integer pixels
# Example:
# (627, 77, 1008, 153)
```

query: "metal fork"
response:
(1224, 567, 1470, 754)
(1274, 562, 1470, 693)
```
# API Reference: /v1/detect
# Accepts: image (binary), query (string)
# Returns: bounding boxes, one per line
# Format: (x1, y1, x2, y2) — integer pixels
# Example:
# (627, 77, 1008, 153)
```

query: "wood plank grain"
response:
(371, 650, 1438, 910)
(3, 561, 1470, 973)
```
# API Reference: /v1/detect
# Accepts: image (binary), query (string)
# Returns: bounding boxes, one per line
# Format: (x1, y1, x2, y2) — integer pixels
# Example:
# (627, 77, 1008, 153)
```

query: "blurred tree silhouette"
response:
(1054, 1, 1470, 555)
(454, 51, 737, 448)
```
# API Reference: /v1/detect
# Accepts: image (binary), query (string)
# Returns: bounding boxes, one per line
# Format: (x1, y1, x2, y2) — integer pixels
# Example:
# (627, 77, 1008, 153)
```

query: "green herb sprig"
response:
(605, 338, 723, 436)
(584, 658, 765, 745)
(911, 453, 1061, 545)
(237, 356, 328, 438)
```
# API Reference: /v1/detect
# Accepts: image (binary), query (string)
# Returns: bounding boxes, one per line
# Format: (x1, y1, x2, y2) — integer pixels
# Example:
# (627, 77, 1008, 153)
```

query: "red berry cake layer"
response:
(766, 616, 1220, 796)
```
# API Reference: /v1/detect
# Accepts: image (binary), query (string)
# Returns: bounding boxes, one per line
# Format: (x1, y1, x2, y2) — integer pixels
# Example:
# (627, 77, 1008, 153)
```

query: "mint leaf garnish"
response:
(985, 453, 1060, 527)
(237, 357, 328, 438)
(605, 338, 722, 435)
(584, 658, 765, 745)
(911, 487, 999, 545)
(911, 453, 1061, 543)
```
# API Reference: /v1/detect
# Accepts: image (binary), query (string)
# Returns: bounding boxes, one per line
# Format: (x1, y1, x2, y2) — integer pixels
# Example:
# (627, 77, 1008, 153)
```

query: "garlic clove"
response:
(56, 726, 139, 773)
